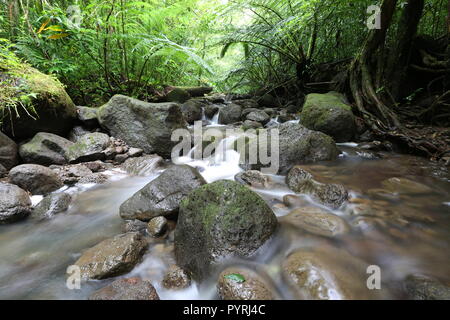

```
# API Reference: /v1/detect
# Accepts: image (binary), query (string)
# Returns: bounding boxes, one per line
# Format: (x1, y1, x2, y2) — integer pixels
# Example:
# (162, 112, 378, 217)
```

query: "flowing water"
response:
(0, 120, 449, 299)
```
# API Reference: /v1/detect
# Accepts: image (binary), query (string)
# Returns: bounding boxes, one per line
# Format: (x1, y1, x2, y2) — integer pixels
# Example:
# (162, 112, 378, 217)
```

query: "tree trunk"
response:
(349, 0, 400, 130)
(387, 0, 425, 100)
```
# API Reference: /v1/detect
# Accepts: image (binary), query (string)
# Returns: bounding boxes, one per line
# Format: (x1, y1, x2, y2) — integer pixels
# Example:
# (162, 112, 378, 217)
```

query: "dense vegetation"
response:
(0, 0, 449, 147)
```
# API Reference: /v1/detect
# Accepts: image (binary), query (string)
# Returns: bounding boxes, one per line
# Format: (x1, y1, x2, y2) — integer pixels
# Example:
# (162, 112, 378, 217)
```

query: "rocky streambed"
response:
(0, 92, 449, 300)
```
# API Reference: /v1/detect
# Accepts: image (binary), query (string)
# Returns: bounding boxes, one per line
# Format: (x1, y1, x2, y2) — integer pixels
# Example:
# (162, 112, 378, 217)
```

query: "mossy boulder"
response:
(167, 87, 191, 103)
(97, 95, 187, 158)
(0, 53, 76, 140)
(174, 180, 278, 281)
(236, 122, 339, 174)
(300, 92, 356, 142)
(19, 132, 73, 165)
(66, 132, 110, 163)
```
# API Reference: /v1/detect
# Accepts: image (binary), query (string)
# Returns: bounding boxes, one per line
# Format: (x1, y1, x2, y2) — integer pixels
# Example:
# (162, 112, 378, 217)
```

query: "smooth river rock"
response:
(281, 206, 350, 237)
(8, 164, 63, 195)
(174, 180, 278, 280)
(0, 183, 32, 224)
(19, 132, 73, 165)
(217, 267, 276, 300)
(121, 155, 164, 176)
(282, 246, 381, 300)
(89, 277, 159, 300)
(120, 165, 206, 221)
(74, 232, 148, 280)
(162, 265, 192, 290)
(66, 132, 110, 163)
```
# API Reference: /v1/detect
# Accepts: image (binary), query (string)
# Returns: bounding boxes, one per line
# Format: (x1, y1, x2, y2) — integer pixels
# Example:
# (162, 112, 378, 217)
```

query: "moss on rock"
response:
(300, 92, 356, 142)
(174, 180, 278, 281)
(0, 48, 76, 139)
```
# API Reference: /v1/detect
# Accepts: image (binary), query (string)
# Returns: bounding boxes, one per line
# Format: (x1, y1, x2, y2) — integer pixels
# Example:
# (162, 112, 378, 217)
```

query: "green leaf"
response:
(224, 273, 246, 283)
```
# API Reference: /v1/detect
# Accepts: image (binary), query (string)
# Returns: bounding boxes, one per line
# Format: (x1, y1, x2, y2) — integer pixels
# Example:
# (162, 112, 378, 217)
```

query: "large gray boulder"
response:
(181, 100, 204, 124)
(19, 132, 73, 165)
(237, 122, 339, 174)
(9, 164, 63, 195)
(120, 165, 206, 221)
(0, 183, 32, 224)
(300, 92, 356, 142)
(66, 132, 110, 163)
(98, 95, 187, 158)
(174, 180, 278, 280)
(0, 132, 18, 170)
(218, 103, 242, 124)
(74, 232, 148, 280)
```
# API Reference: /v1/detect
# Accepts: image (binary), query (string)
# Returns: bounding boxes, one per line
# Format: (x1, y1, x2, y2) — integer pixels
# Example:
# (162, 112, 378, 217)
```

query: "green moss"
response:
(0, 42, 75, 126)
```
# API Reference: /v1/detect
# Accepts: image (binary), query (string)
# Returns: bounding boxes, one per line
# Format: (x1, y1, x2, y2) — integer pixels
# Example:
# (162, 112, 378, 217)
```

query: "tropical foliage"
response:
(0, 0, 448, 106)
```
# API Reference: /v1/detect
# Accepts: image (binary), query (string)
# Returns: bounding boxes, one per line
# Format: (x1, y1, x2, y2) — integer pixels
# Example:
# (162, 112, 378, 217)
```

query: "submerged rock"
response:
(32, 192, 72, 220)
(89, 277, 159, 300)
(0, 132, 18, 170)
(162, 265, 191, 290)
(300, 92, 356, 142)
(0, 183, 32, 224)
(66, 132, 110, 163)
(404, 275, 450, 300)
(9, 164, 63, 195)
(98, 95, 187, 158)
(286, 166, 348, 209)
(74, 232, 148, 280)
(120, 165, 206, 221)
(174, 180, 278, 280)
(121, 155, 164, 176)
(234, 170, 270, 188)
(217, 267, 275, 300)
(19, 132, 73, 165)
(381, 177, 433, 195)
(281, 207, 350, 237)
(282, 246, 379, 300)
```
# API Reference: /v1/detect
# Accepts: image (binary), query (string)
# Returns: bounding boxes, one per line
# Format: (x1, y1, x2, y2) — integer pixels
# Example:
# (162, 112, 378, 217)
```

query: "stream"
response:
(0, 117, 449, 300)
